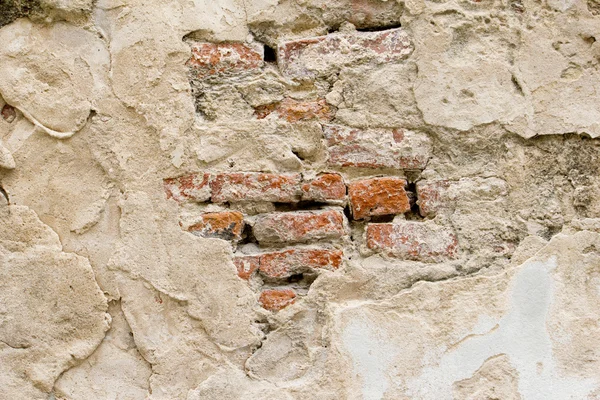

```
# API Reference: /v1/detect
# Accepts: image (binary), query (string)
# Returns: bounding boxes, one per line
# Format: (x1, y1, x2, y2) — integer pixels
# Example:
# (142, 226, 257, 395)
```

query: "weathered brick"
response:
(278, 28, 413, 80)
(323, 124, 432, 170)
(348, 177, 410, 220)
(1, 104, 16, 123)
(259, 289, 297, 312)
(187, 211, 244, 241)
(255, 97, 334, 122)
(416, 180, 452, 217)
(187, 42, 263, 79)
(253, 209, 347, 244)
(210, 172, 302, 203)
(233, 255, 261, 280)
(164, 173, 211, 203)
(366, 221, 458, 262)
(259, 248, 343, 278)
(301, 173, 346, 203)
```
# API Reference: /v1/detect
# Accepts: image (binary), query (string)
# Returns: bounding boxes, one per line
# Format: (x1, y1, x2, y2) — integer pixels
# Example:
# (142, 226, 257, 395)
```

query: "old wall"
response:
(1, 0, 600, 399)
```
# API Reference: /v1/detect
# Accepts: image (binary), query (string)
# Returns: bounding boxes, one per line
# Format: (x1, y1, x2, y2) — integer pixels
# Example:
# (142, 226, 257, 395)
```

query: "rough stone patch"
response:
(301, 173, 347, 203)
(210, 172, 302, 203)
(259, 288, 297, 311)
(187, 211, 245, 241)
(366, 221, 458, 262)
(323, 124, 432, 170)
(278, 27, 413, 80)
(253, 209, 347, 244)
(163, 173, 212, 203)
(348, 177, 410, 219)
(416, 180, 452, 218)
(255, 97, 334, 122)
(187, 42, 264, 79)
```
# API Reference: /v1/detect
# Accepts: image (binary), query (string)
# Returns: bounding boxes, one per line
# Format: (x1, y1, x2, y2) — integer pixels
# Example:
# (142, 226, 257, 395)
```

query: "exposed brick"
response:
(253, 209, 347, 244)
(187, 42, 263, 79)
(1, 104, 16, 123)
(416, 180, 452, 218)
(164, 173, 211, 203)
(259, 248, 343, 278)
(278, 28, 413, 80)
(187, 211, 244, 241)
(366, 221, 458, 262)
(255, 98, 334, 122)
(210, 172, 302, 203)
(323, 124, 432, 170)
(348, 177, 410, 220)
(301, 173, 346, 203)
(259, 289, 297, 312)
(233, 255, 261, 280)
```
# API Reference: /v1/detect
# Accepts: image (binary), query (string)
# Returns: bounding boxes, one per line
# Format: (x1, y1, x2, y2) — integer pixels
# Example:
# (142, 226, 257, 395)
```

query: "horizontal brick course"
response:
(348, 177, 410, 220)
(301, 173, 346, 203)
(164, 173, 211, 203)
(253, 209, 347, 244)
(278, 28, 413, 80)
(366, 221, 458, 262)
(187, 42, 263, 79)
(210, 172, 302, 203)
(259, 289, 297, 312)
(323, 124, 432, 170)
(187, 211, 244, 241)
(255, 97, 334, 122)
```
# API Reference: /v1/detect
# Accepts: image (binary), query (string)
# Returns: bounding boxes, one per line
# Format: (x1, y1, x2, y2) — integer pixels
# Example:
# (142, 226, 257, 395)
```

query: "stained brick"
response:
(1, 104, 16, 123)
(259, 248, 343, 278)
(416, 180, 451, 217)
(323, 124, 432, 170)
(187, 42, 263, 79)
(255, 98, 334, 122)
(164, 173, 211, 203)
(348, 177, 410, 220)
(210, 172, 302, 203)
(278, 28, 413, 80)
(233, 255, 261, 280)
(187, 211, 244, 241)
(253, 209, 347, 244)
(366, 221, 458, 262)
(259, 289, 297, 312)
(301, 173, 346, 203)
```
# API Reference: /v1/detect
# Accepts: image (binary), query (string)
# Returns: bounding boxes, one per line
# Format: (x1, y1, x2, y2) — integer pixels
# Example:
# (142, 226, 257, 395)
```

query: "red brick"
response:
(366, 222, 458, 262)
(233, 255, 261, 280)
(253, 209, 347, 244)
(259, 289, 297, 312)
(1, 104, 16, 123)
(348, 177, 410, 220)
(164, 173, 211, 203)
(210, 172, 302, 203)
(278, 28, 412, 80)
(187, 42, 263, 79)
(323, 124, 432, 170)
(416, 180, 451, 218)
(255, 97, 334, 122)
(301, 173, 346, 203)
(187, 211, 244, 241)
(259, 248, 343, 278)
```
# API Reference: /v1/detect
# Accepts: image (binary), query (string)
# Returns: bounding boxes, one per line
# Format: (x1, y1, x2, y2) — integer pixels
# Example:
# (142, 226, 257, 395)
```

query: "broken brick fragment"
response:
(210, 172, 302, 203)
(187, 211, 244, 241)
(163, 173, 211, 203)
(259, 289, 297, 312)
(301, 173, 346, 203)
(187, 42, 263, 79)
(253, 209, 347, 244)
(255, 98, 334, 122)
(348, 177, 410, 219)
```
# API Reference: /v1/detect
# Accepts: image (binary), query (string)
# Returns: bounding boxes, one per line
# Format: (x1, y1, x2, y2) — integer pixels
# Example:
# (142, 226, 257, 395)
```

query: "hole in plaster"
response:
(263, 44, 277, 62)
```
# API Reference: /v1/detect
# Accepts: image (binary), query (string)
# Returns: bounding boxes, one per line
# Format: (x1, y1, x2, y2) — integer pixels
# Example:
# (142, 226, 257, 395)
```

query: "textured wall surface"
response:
(1, 0, 600, 399)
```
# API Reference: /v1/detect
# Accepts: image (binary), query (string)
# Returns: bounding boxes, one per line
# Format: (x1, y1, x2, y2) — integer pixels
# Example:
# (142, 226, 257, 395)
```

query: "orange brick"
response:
(210, 172, 302, 203)
(259, 248, 343, 278)
(348, 177, 410, 219)
(301, 173, 346, 203)
(187, 42, 263, 79)
(253, 209, 347, 244)
(366, 222, 458, 262)
(233, 255, 261, 280)
(163, 173, 211, 203)
(187, 211, 244, 241)
(259, 289, 297, 312)
(255, 98, 334, 122)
